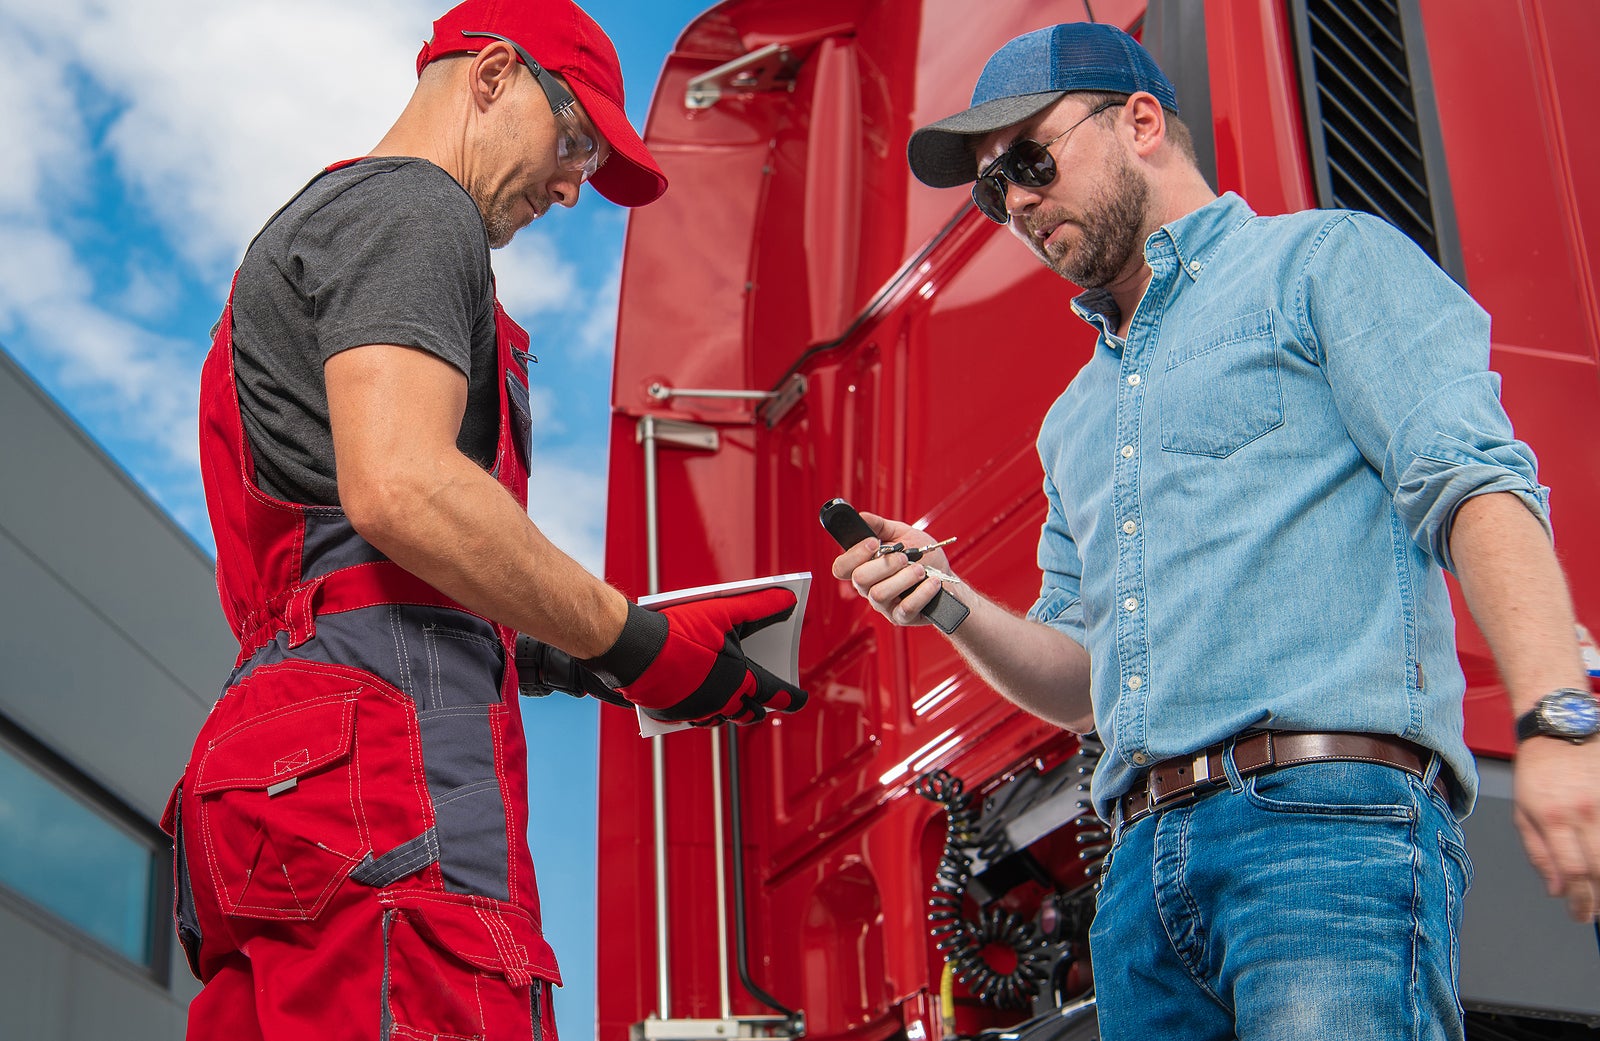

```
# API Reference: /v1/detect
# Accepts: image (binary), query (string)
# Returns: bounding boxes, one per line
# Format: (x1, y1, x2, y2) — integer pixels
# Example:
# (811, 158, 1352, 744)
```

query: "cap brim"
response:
(568, 79, 667, 207)
(907, 91, 1066, 188)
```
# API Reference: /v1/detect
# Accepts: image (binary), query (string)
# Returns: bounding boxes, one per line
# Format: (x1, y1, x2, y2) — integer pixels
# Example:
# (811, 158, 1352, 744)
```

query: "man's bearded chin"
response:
(1035, 157, 1151, 289)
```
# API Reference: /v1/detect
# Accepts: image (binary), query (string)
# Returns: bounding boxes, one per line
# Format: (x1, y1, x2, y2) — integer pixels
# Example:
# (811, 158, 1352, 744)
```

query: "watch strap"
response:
(1514, 706, 1545, 742)
(1515, 687, 1600, 742)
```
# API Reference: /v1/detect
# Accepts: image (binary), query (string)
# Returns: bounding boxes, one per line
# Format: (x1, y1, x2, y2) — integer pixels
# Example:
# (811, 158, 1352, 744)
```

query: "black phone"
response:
(818, 498, 969, 634)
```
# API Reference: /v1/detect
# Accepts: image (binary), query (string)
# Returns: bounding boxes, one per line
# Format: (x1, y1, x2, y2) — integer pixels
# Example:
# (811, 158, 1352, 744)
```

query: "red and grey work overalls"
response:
(162, 165, 560, 1040)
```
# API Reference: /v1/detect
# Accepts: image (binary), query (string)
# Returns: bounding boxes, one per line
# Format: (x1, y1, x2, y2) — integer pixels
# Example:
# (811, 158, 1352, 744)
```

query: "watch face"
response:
(1542, 690, 1600, 737)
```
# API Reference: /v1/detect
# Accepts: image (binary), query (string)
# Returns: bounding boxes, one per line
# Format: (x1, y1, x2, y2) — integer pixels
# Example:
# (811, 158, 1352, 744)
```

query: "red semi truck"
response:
(591, 2, 1600, 1039)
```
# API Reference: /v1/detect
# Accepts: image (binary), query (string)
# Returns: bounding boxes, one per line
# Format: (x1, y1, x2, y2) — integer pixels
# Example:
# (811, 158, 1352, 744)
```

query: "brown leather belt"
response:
(1114, 731, 1451, 830)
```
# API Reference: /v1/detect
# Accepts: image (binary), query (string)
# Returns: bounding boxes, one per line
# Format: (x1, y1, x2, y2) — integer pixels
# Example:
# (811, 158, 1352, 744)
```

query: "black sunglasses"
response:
(972, 99, 1124, 224)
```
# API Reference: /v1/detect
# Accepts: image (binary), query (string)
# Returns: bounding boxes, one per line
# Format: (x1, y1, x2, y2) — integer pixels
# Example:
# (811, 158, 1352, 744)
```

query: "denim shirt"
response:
(1027, 193, 1549, 820)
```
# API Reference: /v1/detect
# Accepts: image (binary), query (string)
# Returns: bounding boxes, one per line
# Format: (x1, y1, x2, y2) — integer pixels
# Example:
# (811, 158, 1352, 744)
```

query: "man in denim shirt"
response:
(831, 22, 1599, 1041)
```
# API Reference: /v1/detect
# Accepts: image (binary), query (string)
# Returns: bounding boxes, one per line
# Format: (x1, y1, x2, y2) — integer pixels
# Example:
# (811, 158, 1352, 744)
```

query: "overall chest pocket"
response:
(1158, 308, 1284, 458)
(505, 369, 533, 473)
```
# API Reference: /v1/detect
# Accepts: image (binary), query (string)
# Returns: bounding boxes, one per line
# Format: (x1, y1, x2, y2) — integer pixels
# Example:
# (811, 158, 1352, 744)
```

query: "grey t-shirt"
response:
(232, 157, 499, 506)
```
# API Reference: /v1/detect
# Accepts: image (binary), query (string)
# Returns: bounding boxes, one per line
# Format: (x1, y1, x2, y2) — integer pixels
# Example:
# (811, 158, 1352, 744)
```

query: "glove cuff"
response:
(582, 602, 669, 689)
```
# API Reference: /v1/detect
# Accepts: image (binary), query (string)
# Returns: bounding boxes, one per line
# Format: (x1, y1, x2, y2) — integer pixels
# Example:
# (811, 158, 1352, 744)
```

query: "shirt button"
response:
(1131, 751, 1149, 766)
(1124, 597, 1138, 612)
(1123, 520, 1138, 535)
(1121, 445, 1135, 459)
(1127, 674, 1143, 691)
(1188, 260, 1202, 273)
(1127, 373, 1141, 386)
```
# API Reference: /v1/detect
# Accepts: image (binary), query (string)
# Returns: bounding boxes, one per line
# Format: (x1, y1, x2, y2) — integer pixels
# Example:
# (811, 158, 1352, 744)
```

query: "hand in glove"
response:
(581, 588, 808, 726)
(514, 635, 630, 707)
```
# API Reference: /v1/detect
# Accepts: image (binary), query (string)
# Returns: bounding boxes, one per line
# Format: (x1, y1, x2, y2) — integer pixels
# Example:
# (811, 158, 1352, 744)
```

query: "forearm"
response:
(1448, 491, 1586, 708)
(948, 589, 1094, 731)
(1451, 491, 1600, 922)
(349, 452, 628, 659)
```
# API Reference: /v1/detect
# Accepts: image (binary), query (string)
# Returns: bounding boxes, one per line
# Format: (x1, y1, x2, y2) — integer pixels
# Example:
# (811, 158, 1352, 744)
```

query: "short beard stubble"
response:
(1028, 151, 1151, 289)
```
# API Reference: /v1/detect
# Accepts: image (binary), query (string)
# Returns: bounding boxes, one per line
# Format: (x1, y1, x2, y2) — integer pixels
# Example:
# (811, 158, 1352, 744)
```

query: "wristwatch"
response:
(1514, 688, 1600, 744)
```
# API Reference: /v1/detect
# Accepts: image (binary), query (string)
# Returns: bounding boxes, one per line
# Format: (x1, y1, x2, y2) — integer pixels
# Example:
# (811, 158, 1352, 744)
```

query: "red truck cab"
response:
(596, 3, 1600, 1039)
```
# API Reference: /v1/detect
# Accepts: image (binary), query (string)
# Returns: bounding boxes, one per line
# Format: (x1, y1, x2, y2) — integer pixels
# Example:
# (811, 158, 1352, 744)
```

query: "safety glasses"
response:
(972, 99, 1124, 224)
(461, 30, 607, 182)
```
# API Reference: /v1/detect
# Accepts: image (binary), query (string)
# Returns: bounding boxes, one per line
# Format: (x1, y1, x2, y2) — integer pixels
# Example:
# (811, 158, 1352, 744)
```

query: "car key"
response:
(819, 498, 969, 634)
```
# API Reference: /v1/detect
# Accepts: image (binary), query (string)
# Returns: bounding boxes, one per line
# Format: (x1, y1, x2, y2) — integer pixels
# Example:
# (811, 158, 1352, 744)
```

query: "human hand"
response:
(514, 635, 631, 707)
(582, 589, 807, 727)
(829, 510, 957, 627)
(1512, 736, 1600, 921)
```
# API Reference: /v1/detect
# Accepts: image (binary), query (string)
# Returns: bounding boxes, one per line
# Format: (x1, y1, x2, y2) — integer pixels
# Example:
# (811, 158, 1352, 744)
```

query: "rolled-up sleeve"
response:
(1027, 471, 1088, 645)
(1300, 213, 1551, 573)
(1389, 373, 1550, 572)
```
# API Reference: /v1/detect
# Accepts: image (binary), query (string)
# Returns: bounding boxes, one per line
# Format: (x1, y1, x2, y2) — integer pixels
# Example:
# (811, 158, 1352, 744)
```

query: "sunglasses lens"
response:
(1001, 140, 1056, 187)
(972, 177, 1009, 224)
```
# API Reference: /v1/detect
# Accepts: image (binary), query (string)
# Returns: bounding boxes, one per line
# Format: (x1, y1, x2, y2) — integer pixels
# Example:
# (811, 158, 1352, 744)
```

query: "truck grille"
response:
(1290, 0, 1461, 278)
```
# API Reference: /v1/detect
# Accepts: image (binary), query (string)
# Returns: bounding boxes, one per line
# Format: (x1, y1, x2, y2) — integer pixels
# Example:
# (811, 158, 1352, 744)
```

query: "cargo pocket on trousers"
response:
(160, 782, 204, 979)
(380, 890, 562, 1041)
(193, 687, 362, 920)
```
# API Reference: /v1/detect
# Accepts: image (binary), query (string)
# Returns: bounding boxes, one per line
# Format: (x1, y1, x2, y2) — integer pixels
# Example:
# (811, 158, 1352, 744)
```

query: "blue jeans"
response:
(1089, 757, 1472, 1041)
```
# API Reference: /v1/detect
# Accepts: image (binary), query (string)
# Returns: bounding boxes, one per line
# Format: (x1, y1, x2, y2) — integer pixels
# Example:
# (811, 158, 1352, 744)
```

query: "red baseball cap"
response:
(417, 0, 667, 207)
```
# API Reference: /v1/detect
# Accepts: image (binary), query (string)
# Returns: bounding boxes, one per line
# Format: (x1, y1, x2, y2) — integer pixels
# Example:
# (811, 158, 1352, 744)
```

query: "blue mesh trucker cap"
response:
(908, 22, 1178, 189)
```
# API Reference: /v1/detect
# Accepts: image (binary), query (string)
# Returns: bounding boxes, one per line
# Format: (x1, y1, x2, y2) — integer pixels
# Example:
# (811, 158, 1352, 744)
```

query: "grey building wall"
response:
(0, 347, 228, 1038)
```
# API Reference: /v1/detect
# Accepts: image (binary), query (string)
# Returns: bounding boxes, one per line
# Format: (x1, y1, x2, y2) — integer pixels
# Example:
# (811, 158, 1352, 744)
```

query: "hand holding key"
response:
(824, 501, 967, 630)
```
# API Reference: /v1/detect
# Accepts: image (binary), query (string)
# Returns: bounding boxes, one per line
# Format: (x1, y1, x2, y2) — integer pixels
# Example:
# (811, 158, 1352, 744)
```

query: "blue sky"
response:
(0, 0, 709, 1036)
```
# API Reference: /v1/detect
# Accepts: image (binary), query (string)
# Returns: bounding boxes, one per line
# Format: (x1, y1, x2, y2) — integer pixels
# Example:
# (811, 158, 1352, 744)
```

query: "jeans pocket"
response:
(380, 890, 561, 1041)
(193, 668, 365, 920)
(1243, 761, 1415, 820)
(1439, 832, 1473, 1017)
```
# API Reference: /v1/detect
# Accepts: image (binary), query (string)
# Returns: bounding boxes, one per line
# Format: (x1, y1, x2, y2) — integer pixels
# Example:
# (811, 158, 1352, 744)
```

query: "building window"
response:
(0, 733, 166, 973)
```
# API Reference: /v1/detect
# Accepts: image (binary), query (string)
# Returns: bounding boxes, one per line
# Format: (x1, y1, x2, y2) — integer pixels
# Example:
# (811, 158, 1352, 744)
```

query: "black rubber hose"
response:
(725, 725, 800, 1023)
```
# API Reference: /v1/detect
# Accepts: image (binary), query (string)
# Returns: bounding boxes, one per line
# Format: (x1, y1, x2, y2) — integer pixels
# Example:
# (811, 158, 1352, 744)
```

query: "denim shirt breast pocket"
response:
(1158, 308, 1284, 458)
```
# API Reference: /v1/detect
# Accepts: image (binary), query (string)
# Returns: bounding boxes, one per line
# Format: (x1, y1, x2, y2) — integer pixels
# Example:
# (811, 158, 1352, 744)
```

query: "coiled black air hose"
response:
(915, 769, 1053, 1011)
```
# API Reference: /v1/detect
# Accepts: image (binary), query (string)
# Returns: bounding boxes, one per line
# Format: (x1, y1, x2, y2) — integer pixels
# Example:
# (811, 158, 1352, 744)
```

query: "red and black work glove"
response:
(581, 589, 808, 727)
(514, 635, 631, 707)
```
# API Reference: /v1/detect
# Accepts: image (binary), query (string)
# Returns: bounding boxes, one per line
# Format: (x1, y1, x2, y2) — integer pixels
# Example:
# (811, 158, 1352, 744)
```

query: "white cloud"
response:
(61, 0, 433, 272)
(526, 382, 566, 438)
(491, 228, 579, 320)
(116, 257, 185, 322)
(0, 217, 202, 469)
(0, 29, 86, 217)
(574, 257, 621, 358)
(526, 454, 609, 578)
(0, 223, 89, 316)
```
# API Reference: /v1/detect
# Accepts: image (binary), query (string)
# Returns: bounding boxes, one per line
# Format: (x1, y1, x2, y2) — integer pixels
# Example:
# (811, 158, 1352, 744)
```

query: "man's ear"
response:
(1124, 92, 1167, 158)
(468, 40, 520, 112)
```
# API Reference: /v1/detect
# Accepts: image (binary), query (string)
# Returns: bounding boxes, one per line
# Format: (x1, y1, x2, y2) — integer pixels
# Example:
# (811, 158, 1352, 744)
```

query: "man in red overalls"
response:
(163, 2, 806, 1037)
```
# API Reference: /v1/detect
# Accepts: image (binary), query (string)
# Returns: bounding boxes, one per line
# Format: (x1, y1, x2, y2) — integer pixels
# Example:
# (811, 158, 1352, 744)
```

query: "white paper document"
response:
(634, 571, 812, 737)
